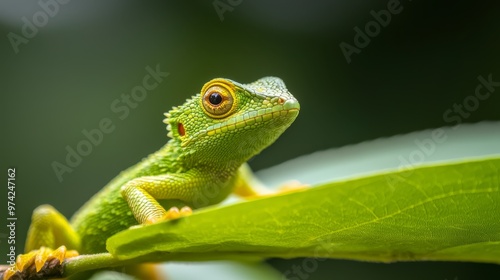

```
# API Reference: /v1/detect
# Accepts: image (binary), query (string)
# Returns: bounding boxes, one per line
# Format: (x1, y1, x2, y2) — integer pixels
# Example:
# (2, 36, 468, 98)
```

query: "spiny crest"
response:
(163, 95, 198, 139)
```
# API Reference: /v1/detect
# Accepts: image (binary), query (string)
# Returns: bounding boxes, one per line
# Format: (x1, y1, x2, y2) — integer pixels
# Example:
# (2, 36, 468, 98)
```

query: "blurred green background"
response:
(1, 0, 499, 279)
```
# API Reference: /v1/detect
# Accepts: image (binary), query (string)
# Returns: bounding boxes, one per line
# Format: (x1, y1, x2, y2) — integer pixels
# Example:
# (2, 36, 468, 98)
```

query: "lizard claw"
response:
(144, 206, 193, 225)
(2, 267, 16, 280)
(3, 246, 79, 280)
(165, 206, 193, 220)
(33, 246, 78, 272)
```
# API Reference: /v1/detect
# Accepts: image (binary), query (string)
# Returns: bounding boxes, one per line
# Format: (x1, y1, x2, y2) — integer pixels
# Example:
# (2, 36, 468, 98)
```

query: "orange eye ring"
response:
(200, 79, 236, 119)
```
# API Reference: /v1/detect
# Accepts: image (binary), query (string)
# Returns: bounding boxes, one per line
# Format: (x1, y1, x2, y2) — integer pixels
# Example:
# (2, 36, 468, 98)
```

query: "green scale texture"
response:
(69, 77, 300, 253)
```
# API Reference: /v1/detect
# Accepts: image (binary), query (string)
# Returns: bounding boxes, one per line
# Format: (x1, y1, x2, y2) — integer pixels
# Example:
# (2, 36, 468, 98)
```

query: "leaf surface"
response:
(107, 157, 500, 264)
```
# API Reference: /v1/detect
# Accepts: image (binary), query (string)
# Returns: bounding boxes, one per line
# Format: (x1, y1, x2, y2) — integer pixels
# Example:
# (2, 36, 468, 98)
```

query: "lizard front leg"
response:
(120, 170, 230, 225)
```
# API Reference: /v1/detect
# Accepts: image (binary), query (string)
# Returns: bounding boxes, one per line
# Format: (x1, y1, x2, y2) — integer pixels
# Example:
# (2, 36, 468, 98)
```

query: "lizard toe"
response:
(2, 266, 16, 280)
(165, 207, 181, 219)
(10, 246, 79, 277)
(179, 206, 193, 217)
(143, 206, 192, 225)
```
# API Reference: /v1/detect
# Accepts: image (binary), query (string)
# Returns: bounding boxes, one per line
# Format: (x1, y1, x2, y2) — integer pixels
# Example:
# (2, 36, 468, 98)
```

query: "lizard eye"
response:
(208, 92, 223, 105)
(201, 81, 236, 118)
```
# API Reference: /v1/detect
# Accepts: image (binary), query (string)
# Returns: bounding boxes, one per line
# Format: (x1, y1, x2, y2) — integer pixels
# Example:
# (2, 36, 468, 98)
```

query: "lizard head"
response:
(164, 77, 300, 167)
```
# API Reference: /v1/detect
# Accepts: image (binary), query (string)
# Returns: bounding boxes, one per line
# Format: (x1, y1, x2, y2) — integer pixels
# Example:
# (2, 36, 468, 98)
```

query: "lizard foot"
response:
(277, 180, 309, 193)
(144, 206, 193, 225)
(3, 246, 79, 280)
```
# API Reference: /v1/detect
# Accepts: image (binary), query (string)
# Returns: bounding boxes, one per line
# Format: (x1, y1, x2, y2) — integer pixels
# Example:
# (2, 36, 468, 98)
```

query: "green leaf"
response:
(58, 123, 500, 277)
(106, 156, 500, 264)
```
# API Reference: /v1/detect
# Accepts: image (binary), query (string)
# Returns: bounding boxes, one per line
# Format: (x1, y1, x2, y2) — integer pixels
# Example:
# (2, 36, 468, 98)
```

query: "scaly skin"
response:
(4, 77, 300, 279)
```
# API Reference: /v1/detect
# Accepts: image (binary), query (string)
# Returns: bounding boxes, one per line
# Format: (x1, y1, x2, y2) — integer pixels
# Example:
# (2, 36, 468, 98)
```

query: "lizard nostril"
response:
(278, 97, 285, 104)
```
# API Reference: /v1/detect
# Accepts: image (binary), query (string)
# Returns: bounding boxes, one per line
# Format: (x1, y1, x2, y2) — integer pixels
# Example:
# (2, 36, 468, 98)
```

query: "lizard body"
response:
(5, 77, 300, 279)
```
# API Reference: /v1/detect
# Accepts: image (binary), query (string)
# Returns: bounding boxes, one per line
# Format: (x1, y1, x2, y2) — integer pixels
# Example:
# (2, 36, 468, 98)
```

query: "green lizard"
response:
(4, 77, 300, 279)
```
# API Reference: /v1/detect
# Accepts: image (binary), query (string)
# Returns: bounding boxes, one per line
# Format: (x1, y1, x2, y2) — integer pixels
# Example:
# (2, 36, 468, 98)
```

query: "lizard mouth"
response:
(204, 98, 300, 137)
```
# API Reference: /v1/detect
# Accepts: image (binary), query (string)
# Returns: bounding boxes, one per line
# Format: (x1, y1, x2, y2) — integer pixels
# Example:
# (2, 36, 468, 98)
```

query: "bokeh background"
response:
(1, 0, 499, 279)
